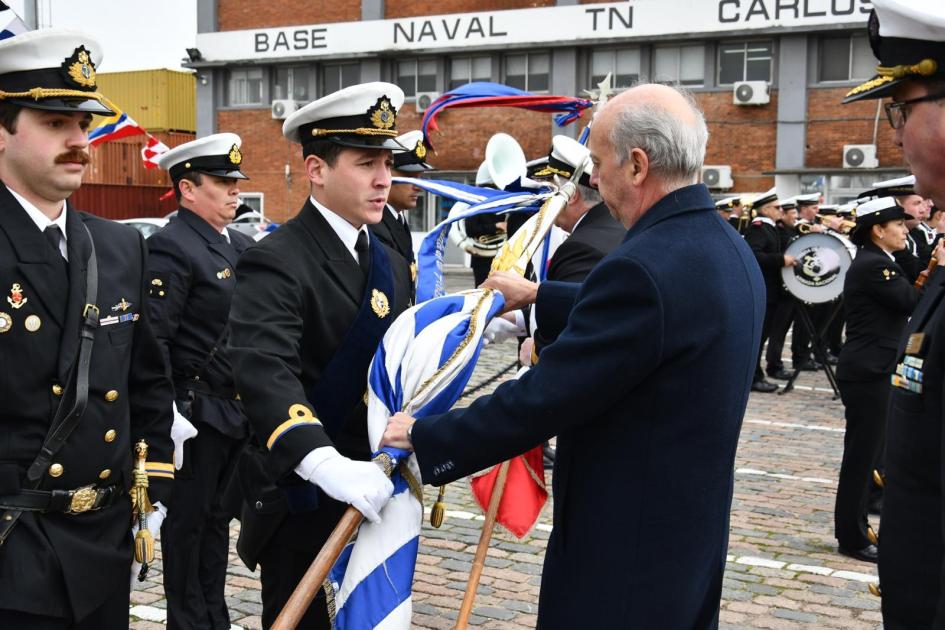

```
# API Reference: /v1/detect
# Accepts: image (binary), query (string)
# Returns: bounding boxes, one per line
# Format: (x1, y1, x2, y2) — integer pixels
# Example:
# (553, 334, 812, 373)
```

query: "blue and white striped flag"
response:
(0, 2, 28, 40)
(326, 289, 506, 629)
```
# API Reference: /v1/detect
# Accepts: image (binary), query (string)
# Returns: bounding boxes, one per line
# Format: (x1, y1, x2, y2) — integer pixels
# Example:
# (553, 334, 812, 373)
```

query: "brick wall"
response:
(218, 0, 361, 30)
(385, 0, 553, 19)
(806, 86, 904, 169)
(699, 91, 779, 193)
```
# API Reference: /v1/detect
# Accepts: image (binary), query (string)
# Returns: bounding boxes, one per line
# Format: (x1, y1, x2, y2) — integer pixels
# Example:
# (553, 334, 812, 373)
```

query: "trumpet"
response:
(797, 215, 856, 235)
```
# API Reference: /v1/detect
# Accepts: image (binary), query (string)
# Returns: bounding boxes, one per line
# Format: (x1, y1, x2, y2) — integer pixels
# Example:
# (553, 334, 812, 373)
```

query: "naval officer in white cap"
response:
(227, 83, 413, 629)
(148, 133, 255, 630)
(0, 28, 176, 627)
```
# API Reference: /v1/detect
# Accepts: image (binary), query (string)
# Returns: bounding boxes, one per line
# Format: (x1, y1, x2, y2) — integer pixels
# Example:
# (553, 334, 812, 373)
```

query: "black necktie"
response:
(44, 225, 66, 260)
(355, 230, 371, 277)
(399, 213, 409, 231)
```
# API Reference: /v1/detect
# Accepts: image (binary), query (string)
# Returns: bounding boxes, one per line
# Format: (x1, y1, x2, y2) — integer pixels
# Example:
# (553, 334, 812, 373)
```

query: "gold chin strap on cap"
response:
(876, 58, 938, 79)
(310, 127, 398, 138)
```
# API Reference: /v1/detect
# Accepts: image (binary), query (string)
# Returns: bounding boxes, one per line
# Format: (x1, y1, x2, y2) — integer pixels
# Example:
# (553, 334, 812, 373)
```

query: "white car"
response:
(119, 217, 168, 239)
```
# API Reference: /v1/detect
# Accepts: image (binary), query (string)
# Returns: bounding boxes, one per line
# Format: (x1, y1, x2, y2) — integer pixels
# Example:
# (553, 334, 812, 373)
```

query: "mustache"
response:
(54, 151, 90, 165)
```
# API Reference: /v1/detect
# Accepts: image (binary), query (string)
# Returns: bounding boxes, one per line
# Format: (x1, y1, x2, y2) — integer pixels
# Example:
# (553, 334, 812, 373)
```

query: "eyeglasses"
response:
(884, 91, 945, 129)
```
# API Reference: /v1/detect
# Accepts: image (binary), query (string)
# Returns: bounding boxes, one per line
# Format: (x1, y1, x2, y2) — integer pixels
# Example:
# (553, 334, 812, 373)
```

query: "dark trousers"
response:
(764, 297, 794, 373)
(162, 423, 244, 630)
(258, 496, 349, 629)
(755, 301, 778, 382)
(835, 377, 888, 548)
(0, 579, 130, 629)
(471, 254, 493, 287)
(792, 303, 813, 364)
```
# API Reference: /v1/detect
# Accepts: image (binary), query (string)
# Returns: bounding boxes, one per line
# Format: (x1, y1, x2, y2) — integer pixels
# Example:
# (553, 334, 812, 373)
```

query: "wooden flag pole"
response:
(456, 459, 511, 630)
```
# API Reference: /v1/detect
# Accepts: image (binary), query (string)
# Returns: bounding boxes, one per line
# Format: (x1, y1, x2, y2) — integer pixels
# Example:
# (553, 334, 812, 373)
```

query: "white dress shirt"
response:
(310, 196, 369, 264)
(9, 187, 68, 261)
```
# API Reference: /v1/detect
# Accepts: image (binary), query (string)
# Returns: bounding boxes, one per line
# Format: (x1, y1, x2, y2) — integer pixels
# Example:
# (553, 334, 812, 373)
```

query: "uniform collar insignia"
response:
(60, 45, 97, 89)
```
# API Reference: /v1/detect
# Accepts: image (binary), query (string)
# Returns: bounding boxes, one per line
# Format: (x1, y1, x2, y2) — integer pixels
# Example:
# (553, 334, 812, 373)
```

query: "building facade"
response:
(187, 0, 904, 228)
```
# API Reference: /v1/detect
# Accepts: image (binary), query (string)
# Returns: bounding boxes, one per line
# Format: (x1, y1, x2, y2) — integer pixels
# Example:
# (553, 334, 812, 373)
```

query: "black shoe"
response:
(825, 353, 840, 366)
(767, 368, 795, 381)
(542, 444, 556, 470)
(751, 379, 779, 393)
(796, 360, 823, 371)
(838, 544, 878, 563)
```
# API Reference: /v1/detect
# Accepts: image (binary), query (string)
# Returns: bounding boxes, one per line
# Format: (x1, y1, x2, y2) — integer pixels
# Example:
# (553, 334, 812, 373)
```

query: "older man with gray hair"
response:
(382, 83, 765, 627)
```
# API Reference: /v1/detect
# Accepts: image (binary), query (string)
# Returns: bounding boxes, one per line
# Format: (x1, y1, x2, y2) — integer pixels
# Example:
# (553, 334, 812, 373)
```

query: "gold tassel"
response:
(868, 583, 882, 597)
(867, 525, 879, 546)
(131, 440, 155, 567)
(430, 485, 447, 528)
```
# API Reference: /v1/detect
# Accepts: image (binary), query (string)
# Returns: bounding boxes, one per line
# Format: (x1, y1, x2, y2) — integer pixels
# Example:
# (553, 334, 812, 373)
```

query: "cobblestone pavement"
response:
(130, 270, 883, 629)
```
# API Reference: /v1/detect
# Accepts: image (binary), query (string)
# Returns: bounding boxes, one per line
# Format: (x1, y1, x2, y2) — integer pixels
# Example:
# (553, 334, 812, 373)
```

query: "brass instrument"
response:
(797, 214, 856, 235)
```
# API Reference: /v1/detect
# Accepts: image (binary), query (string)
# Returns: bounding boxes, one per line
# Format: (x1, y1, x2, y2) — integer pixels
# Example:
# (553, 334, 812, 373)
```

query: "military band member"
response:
(0, 29, 175, 627)
(369, 129, 432, 297)
(149, 134, 255, 630)
(744, 188, 795, 392)
(789, 193, 826, 370)
(228, 82, 412, 629)
(843, 1, 945, 625)
(861, 176, 925, 283)
(834, 197, 917, 564)
(714, 195, 740, 229)
(465, 163, 507, 286)
(763, 198, 801, 380)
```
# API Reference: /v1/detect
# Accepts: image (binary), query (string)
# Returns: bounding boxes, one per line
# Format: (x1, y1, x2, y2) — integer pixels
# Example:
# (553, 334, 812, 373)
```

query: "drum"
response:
(782, 232, 857, 303)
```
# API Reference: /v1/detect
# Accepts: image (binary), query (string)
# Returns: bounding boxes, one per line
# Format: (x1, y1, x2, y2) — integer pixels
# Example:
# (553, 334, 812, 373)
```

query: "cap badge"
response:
(414, 140, 427, 160)
(61, 46, 97, 89)
(370, 289, 390, 318)
(228, 144, 242, 166)
(369, 98, 396, 131)
(7, 283, 26, 309)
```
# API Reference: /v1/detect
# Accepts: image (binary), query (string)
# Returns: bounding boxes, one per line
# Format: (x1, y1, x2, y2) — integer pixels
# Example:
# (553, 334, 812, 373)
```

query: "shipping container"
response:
(84, 131, 195, 186)
(71, 184, 177, 221)
(94, 69, 196, 133)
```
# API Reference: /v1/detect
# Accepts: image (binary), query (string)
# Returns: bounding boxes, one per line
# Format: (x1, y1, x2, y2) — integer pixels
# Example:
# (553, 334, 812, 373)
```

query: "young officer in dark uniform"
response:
(370, 129, 433, 297)
(744, 188, 795, 392)
(149, 133, 255, 630)
(834, 197, 917, 564)
(228, 82, 412, 629)
(0, 29, 175, 627)
(842, 2, 945, 625)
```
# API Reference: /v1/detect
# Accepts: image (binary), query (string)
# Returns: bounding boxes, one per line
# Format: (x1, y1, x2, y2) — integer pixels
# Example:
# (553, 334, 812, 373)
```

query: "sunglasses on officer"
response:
(884, 91, 945, 129)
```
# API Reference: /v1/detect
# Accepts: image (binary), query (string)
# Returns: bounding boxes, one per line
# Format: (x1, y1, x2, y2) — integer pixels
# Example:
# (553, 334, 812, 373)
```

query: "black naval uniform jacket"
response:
(228, 200, 411, 564)
(534, 202, 625, 353)
(146, 208, 254, 438)
(880, 264, 945, 629)
(744, 217, 782, 303)
(0, 184, 175, 620)
(369, 205, 414, 292)
(836, 243, 917, 382)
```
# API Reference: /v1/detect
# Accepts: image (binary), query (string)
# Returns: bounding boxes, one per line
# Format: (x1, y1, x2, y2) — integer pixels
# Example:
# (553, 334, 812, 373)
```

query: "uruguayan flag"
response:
(326, 289, 506, 629)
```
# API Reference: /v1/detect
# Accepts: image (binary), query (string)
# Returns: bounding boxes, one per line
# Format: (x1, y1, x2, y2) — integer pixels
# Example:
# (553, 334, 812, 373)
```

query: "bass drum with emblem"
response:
(782, 232, 857, 303)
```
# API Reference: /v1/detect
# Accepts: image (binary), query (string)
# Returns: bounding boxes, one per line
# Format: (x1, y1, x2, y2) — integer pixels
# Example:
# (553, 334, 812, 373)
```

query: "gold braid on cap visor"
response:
(877, 58, 938, 79)
(0, 87, 110, 107)
(310, 127, 399, 137)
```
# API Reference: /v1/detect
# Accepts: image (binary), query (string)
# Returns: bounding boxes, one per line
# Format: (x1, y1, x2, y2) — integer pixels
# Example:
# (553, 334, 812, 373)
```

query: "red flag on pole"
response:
(470, 445, 547, 538)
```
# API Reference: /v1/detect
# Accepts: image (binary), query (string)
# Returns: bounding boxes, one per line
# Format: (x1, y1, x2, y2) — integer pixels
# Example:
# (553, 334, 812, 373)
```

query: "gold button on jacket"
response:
(104, 429, 117, 443)
(51, 383, 63, 396)
(104, 390, 119, 402)
(48, 463, 63, 477)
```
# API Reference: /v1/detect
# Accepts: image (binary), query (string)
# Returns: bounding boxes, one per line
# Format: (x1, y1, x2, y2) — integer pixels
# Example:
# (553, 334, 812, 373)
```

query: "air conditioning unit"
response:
(843, 144, 879, 169)
(271, 99, 301, 120)
(702, 165, 734, 189)
(415, 91, 440, 113)
(733, 80, 770, 106)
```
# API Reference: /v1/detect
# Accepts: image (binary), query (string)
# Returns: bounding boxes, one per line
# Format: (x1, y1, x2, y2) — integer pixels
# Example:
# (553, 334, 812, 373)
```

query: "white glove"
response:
(300, 448, 393, 524)
(130, 501, 167, 589)
(171, 402, 199, 470)
(483, 315, 525, 345)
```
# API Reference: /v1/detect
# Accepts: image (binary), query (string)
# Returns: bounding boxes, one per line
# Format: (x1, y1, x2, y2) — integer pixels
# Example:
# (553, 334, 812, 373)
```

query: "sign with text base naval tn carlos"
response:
(195, 0, 871, 63)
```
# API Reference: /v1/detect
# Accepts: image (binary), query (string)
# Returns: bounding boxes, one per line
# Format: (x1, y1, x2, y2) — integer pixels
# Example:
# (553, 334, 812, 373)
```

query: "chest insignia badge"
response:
(370, 289, 390, 318)
(7, 283, 27, 309)
(0, 312, 11, 333)
(24, 314, 41, 332)
(111, 298, 132, 312)
(216, 268, 232, 280)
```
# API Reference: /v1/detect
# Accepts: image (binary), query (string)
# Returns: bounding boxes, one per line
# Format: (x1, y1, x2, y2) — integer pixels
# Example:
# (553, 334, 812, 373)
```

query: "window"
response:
(449, 56, 491, 90)
(591, 48, 641, 88)
(718, 41, 773, 84)
(653, 45, 705, 87)
(322, 63, 360, 95)
(819, 34, 874, 82)
(226, 67, 264, 106)
(396, 59, 437, 98)
(238, 193, 264, 217)
(504, 53, 549, 92)
(272, 66, 313, 102)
